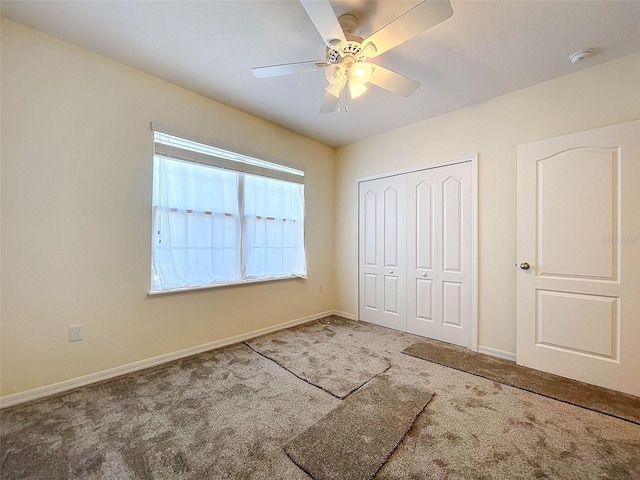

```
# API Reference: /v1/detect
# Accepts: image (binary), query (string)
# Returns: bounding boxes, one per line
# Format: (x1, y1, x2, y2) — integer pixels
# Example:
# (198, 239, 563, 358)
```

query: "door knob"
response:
(520, 262, 530, 270)
(389, 270, 394, 274)
(422, 273, 428, 277)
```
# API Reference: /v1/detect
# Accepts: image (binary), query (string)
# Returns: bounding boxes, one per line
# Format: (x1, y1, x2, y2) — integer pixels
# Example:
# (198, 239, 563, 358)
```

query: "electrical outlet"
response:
(319, 284, 324, 293)
(69, 325, 83, 342)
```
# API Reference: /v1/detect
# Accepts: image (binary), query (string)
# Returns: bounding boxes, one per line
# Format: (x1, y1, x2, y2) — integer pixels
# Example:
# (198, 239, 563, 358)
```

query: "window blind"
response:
(152, 124, 304, 184)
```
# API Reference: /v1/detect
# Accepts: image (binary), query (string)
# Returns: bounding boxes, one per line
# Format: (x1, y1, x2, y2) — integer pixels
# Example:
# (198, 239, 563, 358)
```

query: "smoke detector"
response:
(569, 50, 592, 64)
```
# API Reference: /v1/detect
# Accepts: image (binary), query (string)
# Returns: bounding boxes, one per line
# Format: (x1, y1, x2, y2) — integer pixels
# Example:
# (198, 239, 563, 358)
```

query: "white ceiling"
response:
(2, 1, 639, 147)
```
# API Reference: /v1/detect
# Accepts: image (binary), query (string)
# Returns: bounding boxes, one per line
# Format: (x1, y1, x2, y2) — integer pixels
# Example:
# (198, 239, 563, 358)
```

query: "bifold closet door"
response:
(406, 162, 473, 348)
(358, 175, 407, 331)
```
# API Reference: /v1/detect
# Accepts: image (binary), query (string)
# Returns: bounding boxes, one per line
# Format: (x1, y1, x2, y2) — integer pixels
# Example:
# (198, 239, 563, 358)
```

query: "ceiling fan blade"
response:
(368, 65, 420, 97)
(252, 61, 326, 78)
(300, 0, 347, 48)
(362, 0, 453, 57)
(319, 90, 340, 114)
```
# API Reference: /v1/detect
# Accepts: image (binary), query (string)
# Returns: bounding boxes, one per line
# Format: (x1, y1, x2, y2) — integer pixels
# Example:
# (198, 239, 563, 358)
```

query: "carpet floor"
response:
(1, 316, 639, 479)
(246, 322, 390, 398)
(403, 340, 640, 424)
(285, 374, 433, 480)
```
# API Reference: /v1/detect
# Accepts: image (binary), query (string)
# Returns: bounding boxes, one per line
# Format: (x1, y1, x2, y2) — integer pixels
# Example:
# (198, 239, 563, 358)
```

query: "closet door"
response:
(406, 161, 473, 348)
(358, 175, 407, 331)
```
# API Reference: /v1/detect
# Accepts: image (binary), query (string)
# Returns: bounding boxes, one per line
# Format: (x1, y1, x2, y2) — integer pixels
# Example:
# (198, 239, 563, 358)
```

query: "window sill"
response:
(148, 274, 307, 296)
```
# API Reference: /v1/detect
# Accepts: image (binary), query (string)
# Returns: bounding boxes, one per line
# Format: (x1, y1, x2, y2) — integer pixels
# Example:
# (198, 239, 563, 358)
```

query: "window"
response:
(150, 129, 306, 293)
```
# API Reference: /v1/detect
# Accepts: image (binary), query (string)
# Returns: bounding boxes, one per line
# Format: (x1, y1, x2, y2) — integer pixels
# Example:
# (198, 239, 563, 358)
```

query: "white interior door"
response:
(406, 162, 473, 348)
(358, 175, 407, 331)
(516, 119, 640, 396)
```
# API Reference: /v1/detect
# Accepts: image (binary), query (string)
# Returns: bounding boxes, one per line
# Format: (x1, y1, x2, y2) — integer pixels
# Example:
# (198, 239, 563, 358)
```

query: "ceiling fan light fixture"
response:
(351, 62, 374, 84)
(325, 81, 344, 98)
(325, 64, 344, 85)
(349, 81, 367, 99)
(253, 0, 454, 114)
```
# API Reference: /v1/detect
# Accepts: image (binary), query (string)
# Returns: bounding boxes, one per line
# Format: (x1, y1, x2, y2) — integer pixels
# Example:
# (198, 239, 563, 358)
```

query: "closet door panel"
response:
(415, 181, 434, 271)
(407, 161, 473, 348)
(415, 278, 434, 321)
(363, 190, 378, 267)
(358, 175, 406, 331)
(442, 176, 462, 273)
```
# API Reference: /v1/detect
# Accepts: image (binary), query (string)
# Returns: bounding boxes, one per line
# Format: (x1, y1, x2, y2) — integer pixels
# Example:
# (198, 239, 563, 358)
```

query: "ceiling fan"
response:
(251, 0, 453, 114)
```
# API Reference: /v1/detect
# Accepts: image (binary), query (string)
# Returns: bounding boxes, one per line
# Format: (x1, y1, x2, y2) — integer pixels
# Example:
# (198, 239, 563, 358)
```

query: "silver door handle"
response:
(389, 270, 394, 274)
(520, 262, 530, 270)
(422, 273, 428, 277)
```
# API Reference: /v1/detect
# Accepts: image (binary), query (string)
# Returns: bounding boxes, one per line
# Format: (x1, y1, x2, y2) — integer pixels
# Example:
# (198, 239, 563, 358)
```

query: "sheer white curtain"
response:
(243, 174, 306, 279)
(152, 157, 240, 291)
(150, 128, 307, 293)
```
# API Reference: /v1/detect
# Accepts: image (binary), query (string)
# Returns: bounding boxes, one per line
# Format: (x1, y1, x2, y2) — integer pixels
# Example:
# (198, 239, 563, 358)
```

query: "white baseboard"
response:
(331, 310, 355, 320)
(477, 345, 517, 362)
(1, 310, 342, 409)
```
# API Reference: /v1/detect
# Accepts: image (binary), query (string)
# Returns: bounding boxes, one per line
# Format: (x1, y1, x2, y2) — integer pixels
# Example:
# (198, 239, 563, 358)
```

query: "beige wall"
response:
(3, 16, 639, 399)
(335, 53, 640, 354)
(0, 19, 336, 396)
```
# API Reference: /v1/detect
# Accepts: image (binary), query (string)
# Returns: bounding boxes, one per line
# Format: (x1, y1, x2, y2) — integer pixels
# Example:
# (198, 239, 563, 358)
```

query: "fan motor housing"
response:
(327, 34, 367, 64)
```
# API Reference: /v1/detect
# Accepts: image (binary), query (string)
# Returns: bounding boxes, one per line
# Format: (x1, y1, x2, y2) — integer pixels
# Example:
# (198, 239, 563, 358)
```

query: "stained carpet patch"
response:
(403, 340, 640, 424)
(245, 321, 390, 398)
(285, 374, 434, 480)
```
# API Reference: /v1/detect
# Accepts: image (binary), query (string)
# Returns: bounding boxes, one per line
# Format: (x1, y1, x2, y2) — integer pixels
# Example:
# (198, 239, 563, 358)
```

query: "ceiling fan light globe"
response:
(349, 82, 367, 99)
(325, 82, 344, 98)
(351, 62, 374, 84)
(325, 64, 344, 85)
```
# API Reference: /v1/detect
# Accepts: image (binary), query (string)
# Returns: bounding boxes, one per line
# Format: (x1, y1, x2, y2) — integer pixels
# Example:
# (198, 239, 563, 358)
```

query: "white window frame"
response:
(149, 124, 306, 295)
